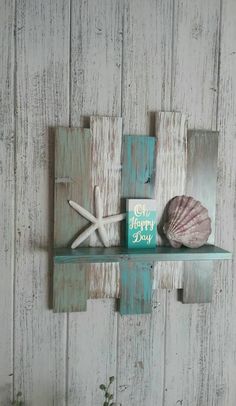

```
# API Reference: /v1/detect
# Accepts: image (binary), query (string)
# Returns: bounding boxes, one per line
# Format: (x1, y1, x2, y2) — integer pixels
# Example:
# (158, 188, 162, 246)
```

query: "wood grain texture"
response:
(117, 0, 173, 404)
(207, 0, 236, 404)
(183, 130, 219, 303)
(67, 1, 122, 404)
(53, 128, 92, 312)
(154, 112, 187, 289)
(164, 1, 221, 405)
(0, 1, 15, 404)
(14, 1, 69, 404)
(89, 116, 122, 298)
(1, 1, 236, 405)
(119, 135, 156, 315)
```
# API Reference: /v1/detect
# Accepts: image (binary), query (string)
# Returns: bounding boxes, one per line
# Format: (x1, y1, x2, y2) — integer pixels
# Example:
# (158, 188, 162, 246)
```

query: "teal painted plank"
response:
(54, 245, 232, 264)
(120, 262, 153, 315)
(53, 127, 92, 312)
(120, 135, 157, 315)
(183, 131, 219, 303)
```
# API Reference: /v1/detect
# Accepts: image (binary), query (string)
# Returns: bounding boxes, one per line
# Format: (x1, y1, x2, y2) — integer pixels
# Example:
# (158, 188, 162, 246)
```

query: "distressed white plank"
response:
(207, 0, 236, 404)
(0, 1, 14, 404)
(14, 1, 69, 404)
(154, 112, 187, 289)
(164, 0, 221, 405)
(89, 116, 122, 298)
(68, 1, 122, 405)
(117, 1, 173, 405)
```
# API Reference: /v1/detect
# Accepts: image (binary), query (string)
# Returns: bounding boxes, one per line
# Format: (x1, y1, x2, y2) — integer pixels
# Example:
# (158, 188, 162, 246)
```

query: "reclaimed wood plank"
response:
(14, 1, 69, 404)
(154, 112, 187, 289)
(0, 1, 15, 403)
(207, 0, 236, 404)
(183, 130, 219, 303)
(89, 116, 122, 298)
(53, 128, 92, 312)
(117, 0, 173, 403)
(119, 135, 156, 315)
(68, 1, 122, 405)
(164, 1, 221, 405)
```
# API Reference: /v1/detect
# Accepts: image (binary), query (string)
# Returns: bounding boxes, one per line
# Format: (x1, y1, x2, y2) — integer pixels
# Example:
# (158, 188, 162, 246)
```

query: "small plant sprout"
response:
(99, 376, 115, 406)
(12, 392, 24, 405)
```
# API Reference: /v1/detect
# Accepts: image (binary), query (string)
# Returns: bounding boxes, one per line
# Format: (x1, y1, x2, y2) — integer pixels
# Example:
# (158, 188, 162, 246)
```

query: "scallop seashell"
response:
(162, 195, 212, 248)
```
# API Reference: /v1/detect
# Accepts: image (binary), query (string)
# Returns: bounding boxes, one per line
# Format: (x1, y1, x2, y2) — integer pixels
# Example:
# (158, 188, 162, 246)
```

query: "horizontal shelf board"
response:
(54, 245, 232, 264)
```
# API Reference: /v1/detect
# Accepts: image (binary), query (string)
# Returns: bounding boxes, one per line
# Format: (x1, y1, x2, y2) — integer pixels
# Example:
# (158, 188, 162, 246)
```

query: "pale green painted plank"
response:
(54, 245, 232, 264)
(53, 264, 89, 313)
(53, 127, 92, 312)
(119, 135, 157, 315)
(182, 130, 219, 303)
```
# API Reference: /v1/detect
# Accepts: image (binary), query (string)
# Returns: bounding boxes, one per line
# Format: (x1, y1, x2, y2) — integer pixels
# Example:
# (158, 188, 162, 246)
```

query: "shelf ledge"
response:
(54, 245, 232, 264)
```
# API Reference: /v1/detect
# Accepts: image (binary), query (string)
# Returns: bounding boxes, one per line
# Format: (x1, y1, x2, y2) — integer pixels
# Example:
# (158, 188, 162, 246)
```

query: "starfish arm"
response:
(69, 200, 97, 223)
(102, 213, 126, 224)
(97, 224, 109, 247)
(71, 223, 98, 249)
(94, 185, 103, 219)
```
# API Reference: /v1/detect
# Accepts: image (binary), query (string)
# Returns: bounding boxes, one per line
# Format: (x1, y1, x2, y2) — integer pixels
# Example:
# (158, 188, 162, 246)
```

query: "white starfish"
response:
(68, 185, 126, 249)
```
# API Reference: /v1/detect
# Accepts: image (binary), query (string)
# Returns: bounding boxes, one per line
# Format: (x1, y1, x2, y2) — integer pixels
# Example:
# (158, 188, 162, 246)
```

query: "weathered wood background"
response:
(0, 0, 235, 405)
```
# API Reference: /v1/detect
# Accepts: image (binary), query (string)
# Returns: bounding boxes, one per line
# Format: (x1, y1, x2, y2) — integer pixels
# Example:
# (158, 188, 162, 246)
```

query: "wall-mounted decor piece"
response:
(53, 114, 232, 315)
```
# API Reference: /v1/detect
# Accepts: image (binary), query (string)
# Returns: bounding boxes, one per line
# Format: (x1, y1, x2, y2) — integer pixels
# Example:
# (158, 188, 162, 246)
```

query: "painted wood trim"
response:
(154, 111, 187, 289)
(182, 130, 219, 303)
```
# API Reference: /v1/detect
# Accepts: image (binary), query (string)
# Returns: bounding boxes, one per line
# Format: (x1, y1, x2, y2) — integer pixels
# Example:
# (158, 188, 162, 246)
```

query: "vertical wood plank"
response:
(119, 135, 157, 315)
(68, 1, 122, 404)
(183, 130, 219, 303)
(53, 128, 92, 312)
(117, 0, 173, 404)
(207, 0, 236, 404)
(14, 1, 69, 404)
(89, 116, 122, 299)
(154, 112, 187, 290)
(0, 1, 15, 403)
(164, 1, 221, 405)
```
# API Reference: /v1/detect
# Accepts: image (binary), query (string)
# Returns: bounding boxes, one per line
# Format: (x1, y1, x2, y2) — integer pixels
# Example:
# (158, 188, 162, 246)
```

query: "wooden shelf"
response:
(54, 244, 232, 264)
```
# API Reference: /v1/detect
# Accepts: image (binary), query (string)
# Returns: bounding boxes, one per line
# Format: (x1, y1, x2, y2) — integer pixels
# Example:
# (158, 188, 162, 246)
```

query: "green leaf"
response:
(109, 394, 114, 400)
(103, 402, 109, 406)
(105, 392, 109, 398)
(109, 376, 115, 383)
(99, 384, 106, 391)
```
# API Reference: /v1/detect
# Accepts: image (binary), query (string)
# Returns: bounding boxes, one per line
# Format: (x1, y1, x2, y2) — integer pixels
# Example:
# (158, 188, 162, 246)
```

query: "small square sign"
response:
(126, 199, 157, 248)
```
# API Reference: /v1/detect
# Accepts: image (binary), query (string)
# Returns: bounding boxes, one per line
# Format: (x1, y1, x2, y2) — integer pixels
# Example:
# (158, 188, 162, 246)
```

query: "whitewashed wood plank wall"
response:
(0, 0, 235, 405)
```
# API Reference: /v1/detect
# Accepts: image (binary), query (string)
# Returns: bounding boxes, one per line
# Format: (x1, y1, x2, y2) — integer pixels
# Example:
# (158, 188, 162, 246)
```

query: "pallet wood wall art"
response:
(53, 115, 230, 315)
